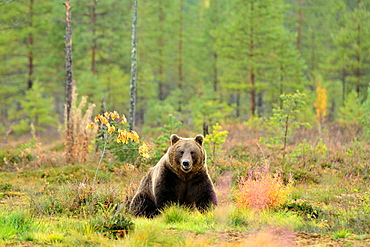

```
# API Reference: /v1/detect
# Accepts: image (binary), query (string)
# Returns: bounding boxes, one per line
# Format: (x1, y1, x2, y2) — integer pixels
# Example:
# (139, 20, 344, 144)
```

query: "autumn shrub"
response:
(235, 164, 291, 210)
(63, 86, 96, 164)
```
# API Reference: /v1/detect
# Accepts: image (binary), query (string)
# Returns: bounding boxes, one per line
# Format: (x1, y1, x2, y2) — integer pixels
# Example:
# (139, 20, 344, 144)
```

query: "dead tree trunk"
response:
(65, 0, 74, 164)
(129, 0, 138, 131)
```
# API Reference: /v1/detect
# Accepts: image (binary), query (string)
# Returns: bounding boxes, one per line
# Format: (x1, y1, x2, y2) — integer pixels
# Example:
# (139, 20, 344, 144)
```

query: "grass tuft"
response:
(161, 203, 192, 224)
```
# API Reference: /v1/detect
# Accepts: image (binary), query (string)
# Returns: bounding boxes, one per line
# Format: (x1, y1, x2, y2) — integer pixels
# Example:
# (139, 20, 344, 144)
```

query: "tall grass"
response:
(0, 210, 34, 241)
(63, 85, 96, 164)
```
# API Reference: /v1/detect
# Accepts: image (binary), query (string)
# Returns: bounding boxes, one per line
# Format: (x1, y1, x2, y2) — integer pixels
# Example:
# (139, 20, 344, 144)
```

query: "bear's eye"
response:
(190, 151, 194, 155)
(180, 151, 184, 155)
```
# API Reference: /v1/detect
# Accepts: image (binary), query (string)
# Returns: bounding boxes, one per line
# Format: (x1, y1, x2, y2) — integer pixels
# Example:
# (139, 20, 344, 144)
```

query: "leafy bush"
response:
(88, 111, 148, 167)
(235, 164, 291, 210)
(281, 199, 321, 219)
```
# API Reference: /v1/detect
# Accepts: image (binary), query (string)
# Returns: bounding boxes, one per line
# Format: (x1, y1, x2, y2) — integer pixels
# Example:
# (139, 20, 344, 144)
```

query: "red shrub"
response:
(235, 164, 291, 210)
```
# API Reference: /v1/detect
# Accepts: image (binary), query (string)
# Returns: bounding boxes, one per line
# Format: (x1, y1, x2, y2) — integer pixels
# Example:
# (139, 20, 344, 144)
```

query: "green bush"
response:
(281, 199, 321, 219)
(90, 203, 134, 239)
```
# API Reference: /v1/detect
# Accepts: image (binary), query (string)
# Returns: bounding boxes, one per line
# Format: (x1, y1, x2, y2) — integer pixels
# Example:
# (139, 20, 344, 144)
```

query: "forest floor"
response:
(180, 230, 370, 247)
(0, 165, 369, 247)
(0, 132, 369, 246)
(208, 171, 370, 247)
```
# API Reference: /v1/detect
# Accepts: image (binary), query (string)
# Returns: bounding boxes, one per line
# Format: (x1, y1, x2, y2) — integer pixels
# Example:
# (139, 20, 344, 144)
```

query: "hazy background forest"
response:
(1, 0, 369, 141)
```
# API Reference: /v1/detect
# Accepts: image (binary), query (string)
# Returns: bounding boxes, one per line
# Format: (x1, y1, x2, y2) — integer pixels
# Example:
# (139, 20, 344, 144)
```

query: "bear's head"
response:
(167, 134, 206, 176)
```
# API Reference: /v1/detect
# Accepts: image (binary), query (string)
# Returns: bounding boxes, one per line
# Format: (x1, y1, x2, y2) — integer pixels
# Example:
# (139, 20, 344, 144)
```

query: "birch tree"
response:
(65, 0, 74, 164)
(129, 0, 138, 130)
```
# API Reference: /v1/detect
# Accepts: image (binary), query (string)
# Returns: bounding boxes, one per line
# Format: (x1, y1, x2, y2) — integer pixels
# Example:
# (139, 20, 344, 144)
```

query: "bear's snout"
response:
(181, 160, 192, 172)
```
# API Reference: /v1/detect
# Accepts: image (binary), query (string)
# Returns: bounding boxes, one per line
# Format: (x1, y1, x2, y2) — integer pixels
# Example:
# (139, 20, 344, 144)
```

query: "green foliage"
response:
(161, 204, 192, 224)
(339, 90, 365, 135)
(331, 229, 352, 239)
(91, 111, 143, 167)
(261, 91, 310, 154)
(288, 139, 328, 167)
(190, 83, 232, 131)
(150, 115, 182, 163)
(124, 223, 184, 247)
(143, 100, 177, 133)
(328, 3, 370, 98)
(0, 182, 13, 192)
(90, 203, 134, 239)
(10, 82, 57, 134)
(0, 139, 37, 171)
(0, 211, 34, 241)
(281, 199, 320, 219)
(360, 86, 370, 142)
(30, 182, 123, 217)
(204, 123, 228, 161)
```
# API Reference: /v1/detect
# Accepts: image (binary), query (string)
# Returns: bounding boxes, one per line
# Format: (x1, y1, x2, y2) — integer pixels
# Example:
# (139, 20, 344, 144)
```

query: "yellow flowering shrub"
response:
(86, 111, 148, 163)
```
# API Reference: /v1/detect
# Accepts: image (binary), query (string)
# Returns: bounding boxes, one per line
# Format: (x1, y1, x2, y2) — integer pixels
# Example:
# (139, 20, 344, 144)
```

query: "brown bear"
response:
(129, 134, 217, 217)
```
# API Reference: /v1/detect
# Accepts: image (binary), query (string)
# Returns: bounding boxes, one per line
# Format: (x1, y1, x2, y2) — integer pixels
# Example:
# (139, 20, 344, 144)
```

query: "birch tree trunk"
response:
(129, 0, 138, 131)
(65, 0, 74, 164)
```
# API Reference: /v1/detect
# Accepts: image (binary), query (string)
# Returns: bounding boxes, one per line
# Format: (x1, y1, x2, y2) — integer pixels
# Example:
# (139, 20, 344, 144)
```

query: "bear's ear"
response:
(195, 134, 204, 146)
(170, 134, 181, 146)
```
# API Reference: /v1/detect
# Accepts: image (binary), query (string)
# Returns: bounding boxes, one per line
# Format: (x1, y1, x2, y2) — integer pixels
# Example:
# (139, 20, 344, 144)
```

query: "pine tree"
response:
(0, 0, 54, 119)
(11, 82, 57, 133)
(329, 2, 370, 100)
(216, 0, 302, 118)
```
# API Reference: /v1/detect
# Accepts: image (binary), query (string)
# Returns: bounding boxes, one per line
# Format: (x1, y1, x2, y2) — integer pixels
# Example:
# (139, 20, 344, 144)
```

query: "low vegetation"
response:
(1, 105, 369, 246)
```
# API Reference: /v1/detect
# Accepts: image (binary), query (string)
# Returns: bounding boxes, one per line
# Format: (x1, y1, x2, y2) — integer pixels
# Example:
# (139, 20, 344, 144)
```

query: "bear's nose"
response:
(182, 160, 190, 167)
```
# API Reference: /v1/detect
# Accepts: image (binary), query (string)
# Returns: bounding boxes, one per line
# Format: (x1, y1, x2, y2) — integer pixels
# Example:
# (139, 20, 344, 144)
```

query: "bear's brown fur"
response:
(129, 134, 217, 217)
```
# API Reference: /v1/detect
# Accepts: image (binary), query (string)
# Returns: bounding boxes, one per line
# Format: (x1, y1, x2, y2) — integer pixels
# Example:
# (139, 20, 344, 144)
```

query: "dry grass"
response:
(63, 85, 97, 164)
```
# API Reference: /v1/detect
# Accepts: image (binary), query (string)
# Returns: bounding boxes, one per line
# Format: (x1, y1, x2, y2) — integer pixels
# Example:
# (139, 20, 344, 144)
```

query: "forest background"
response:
(1, 0, 370, 141)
